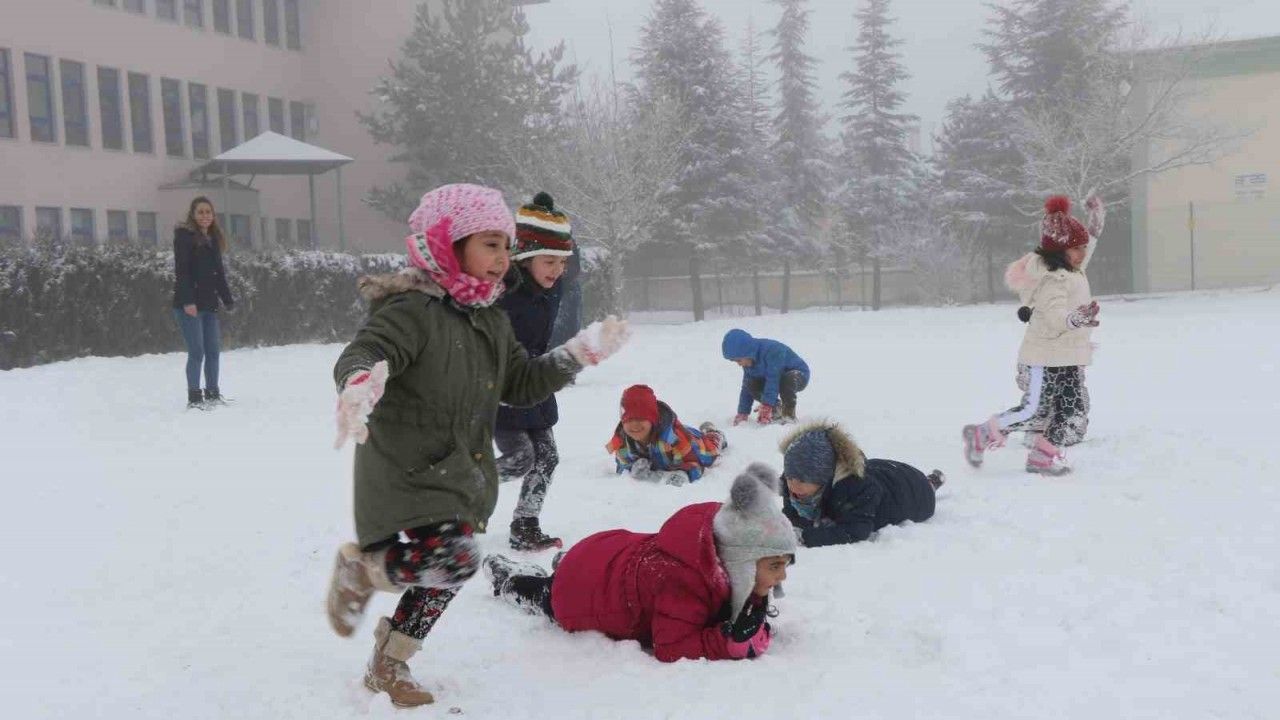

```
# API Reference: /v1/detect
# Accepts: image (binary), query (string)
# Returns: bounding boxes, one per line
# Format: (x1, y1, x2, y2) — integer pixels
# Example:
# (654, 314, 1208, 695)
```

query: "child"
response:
(325, 183, 628, 708)
(482, 463, 796, 662)
(962, 194, 1105, 476)
(495, 192, 576, 551)
(605, 384, 726, 486)
(779, 421, 944, 547)
(721, 329, 810, 425)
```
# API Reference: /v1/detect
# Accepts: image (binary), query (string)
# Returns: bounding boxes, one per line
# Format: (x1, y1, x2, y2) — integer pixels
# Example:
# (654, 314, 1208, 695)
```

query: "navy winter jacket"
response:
(721, 329, 810, 414)
(172, 226, 234, 312)
(782, 459, 936, 547)
(496, 265, 564, 431)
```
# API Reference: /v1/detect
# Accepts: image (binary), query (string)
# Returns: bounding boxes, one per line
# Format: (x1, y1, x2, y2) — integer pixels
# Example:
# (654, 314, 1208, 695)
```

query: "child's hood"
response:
(358, 267, 448, 306)
(779, 420, 867, 484)
(1003, 252, 1051, 294)
(721, 328, 758, 360)
(653, 502, 727, 580)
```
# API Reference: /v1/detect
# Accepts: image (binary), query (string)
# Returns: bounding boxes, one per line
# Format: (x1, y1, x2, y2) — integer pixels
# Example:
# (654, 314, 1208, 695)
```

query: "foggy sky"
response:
(524, 0, 1280, 150)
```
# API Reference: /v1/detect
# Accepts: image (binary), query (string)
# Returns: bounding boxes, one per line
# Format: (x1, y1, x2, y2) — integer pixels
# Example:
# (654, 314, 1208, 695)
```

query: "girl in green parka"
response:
(324, 183, 629, 708)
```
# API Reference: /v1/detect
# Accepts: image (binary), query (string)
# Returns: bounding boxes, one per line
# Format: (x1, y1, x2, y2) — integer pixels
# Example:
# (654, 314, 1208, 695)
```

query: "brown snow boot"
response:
(364, 617, 435, 708)
(326, 543, 398, 637)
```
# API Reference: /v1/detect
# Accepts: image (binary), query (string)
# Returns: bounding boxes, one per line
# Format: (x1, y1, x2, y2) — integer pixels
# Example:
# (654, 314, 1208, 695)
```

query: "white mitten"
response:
(562, 316, 630, 367)
(660, 471, 688, 487)
(334, 360, 389, 449)
(629, 458, 656, 481)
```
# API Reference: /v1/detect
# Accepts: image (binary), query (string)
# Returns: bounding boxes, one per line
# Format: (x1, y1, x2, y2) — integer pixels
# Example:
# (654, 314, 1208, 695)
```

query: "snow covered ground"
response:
(3, 287, 1279, 719)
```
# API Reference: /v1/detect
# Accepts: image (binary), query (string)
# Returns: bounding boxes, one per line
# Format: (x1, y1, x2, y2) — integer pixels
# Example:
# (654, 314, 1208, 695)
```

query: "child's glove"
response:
(756, 405, 775, 425)
(732, 413, 750, 426)
(629, 459, 654, 480)
(1067, 300, 1100, 329)
(722, 598, 772, 659)
(660, 471, 688, 487)
(561, 315, 630, 368)
(334, 360, 389, 449)
(792, 526, 806, 546)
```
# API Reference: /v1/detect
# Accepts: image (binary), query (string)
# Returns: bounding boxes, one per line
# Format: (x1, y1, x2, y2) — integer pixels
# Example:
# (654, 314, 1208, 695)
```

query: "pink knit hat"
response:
(407, 183, 516, 244)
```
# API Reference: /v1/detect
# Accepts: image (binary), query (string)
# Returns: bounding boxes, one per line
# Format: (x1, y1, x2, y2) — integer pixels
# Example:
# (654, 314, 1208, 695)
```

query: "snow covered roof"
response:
(198, 131, 353, 176)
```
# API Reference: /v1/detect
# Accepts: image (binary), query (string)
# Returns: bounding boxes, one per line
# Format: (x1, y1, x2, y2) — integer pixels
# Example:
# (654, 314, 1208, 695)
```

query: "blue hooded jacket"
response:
(721, 329, 810, 414)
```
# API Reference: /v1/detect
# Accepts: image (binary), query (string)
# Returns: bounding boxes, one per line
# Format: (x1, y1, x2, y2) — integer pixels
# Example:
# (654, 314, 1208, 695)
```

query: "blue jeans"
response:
(173, 308, 220, 392)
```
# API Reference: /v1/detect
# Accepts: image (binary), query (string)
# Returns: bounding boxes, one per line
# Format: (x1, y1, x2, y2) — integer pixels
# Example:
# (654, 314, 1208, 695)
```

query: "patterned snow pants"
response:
(997, 364, 1090, 447)
(363, 521, 480, 640)
(495, 427, 559, 520)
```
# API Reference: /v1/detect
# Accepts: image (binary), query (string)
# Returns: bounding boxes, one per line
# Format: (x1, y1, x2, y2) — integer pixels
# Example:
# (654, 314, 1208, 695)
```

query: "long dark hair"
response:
(181, 196, 228, 252)
(1034, 246, 1076, 272)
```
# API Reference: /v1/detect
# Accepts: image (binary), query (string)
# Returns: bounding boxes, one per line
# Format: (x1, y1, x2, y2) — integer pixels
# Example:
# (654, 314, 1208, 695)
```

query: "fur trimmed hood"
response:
(357, 267, 447, 304)
(779, 420, 866, 484)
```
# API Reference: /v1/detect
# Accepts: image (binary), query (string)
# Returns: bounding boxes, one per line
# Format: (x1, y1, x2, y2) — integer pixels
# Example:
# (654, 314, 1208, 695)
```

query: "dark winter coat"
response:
(172, 226, 234, 312)
(496, 264, 564, 431)
(333, 268, 576, 547)
(550, 502, 741, 662)
(779, 422, 936, 547)
(721, 329, 810, 414)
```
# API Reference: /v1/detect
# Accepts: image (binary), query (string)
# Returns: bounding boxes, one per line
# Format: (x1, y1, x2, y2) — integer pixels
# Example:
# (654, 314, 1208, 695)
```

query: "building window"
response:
(0, 49, 14, 139)
(156, 0, 178, 22)
(94, 0, 118, 6)
(184, 0, 204, 28)
(217, 88, 237, 151)
(241, 92, 259, 139)
(60, 60, 89, 147)
(189, 82, 209, 159)
(212, 0, 230, 33)
(35, 207, 62, 241)
(262, 0, 280, 45)
(236, 0, 255, 40)
(128, 72, 153, 153)
(296, 218, 311, 247)
(161, 78, 185, 156)
(274, 217, 291, 246)
(289, 100, 305, 140)
(107, 210, 130, 242)
(25, 53, 57, 143)
(267, 96, 284, 133)
(124, 0, 146, 14)
(284, 0, 301, 50)
(70, 208, 96, 245)
(137, 211, 158, 245)
(230, 214, 250, 244)
(97, 67, 124, 150)
(0, 206, 21, 244)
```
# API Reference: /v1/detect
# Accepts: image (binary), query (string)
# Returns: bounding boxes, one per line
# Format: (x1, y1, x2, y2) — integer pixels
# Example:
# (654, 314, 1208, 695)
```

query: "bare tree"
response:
(513, 79, 688, 317)
(1010, 30, 1251, 208)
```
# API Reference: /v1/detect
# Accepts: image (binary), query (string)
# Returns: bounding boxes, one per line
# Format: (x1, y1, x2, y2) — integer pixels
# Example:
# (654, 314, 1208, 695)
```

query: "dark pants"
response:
(495, 427, 559, 520)
(998, 365, 1090, 447)
(173, 308, 221, 392)
(362, 521, 481, 641)
(746, 370, 809, 418)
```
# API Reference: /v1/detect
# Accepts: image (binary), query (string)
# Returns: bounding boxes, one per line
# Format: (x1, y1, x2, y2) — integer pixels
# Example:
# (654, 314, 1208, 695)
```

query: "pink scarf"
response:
(405, 217, 504, 308)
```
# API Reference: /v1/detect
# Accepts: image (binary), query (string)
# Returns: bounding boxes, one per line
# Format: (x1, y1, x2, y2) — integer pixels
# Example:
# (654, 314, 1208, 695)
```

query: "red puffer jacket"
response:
(549, 502, 737, 662)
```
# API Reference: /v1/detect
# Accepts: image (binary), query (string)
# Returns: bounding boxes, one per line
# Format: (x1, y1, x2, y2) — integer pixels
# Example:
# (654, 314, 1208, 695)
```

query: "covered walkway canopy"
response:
(196, 131, 354, 250)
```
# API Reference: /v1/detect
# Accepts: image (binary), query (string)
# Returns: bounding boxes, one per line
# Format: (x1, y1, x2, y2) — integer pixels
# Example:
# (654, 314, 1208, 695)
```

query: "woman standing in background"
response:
(172, 196, 235, 410)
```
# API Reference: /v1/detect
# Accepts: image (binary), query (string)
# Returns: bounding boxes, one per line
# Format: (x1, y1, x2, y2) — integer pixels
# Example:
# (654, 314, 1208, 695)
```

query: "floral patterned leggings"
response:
(363, 521, 480, 640)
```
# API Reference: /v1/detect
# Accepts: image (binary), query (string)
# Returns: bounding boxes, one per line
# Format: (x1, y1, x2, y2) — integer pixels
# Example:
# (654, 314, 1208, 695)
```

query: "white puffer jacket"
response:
(1005, 236, 1098, 368)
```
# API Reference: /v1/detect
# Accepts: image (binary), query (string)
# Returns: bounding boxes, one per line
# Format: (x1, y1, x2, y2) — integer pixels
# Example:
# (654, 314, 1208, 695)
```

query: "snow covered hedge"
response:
(0, 241, 404, 370)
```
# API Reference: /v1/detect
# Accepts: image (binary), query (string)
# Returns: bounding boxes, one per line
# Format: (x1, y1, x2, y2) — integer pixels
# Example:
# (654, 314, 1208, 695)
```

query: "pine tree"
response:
(633, 0, 758, 320)
(767, 0, 829, 250)
(738, 16, 776, 316)
(360, 0, 577, 219)
(837, 0, 917, 310)
(932, 90, 1024, 301)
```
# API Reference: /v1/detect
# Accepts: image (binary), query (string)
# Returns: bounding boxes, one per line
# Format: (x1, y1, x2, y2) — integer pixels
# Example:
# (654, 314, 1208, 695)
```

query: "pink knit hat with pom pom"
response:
(407, 183, 515, 244)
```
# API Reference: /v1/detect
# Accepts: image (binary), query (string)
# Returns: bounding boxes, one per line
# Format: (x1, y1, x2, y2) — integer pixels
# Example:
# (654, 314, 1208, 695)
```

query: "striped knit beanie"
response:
(513, 192, 574, 260)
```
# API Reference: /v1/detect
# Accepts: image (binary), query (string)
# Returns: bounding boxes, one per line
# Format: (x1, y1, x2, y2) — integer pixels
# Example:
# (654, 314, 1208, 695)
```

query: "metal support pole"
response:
(336, 166, 346, 253)
(308, 174, 317, 249)
(1188, 200, 1196, 291)
(221, 163, 230, 236)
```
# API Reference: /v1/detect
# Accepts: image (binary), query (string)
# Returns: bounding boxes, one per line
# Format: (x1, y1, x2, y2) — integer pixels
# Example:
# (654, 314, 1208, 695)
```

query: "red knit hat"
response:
(1040, 195, 1090, 251)
(620, 385, 659, 425)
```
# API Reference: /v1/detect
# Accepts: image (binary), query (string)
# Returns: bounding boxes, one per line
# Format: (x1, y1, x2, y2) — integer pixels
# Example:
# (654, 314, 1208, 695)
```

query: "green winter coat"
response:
(334, 268, 577, 547)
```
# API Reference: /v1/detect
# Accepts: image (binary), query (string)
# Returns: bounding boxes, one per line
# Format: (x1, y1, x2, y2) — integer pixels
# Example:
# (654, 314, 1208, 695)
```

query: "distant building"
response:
(1130, 35, 1280, 292)
(0, 0, 546, 252)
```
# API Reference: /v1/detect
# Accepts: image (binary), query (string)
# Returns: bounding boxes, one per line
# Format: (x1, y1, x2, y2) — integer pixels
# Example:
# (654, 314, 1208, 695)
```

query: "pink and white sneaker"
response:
(1026, 435, 1071, 476)
(961, 416, 1006, 468)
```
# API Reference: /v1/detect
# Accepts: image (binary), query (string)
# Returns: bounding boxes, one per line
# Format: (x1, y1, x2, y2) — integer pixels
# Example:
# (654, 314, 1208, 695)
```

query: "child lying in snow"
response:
(482, 464, 796, 662)
(780, 421, 944, 547)
(605, 384, 725, 485)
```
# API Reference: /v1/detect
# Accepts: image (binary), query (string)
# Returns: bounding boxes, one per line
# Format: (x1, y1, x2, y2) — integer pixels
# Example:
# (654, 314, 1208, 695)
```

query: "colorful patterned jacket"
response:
(606, 402, 721, 482)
